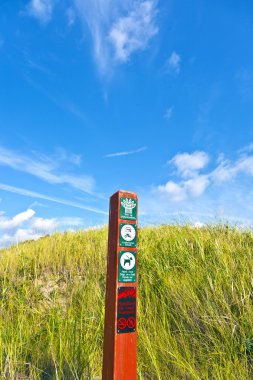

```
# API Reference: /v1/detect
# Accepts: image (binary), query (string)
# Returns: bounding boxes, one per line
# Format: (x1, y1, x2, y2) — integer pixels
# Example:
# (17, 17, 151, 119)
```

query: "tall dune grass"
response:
(1, 225, 253, 379)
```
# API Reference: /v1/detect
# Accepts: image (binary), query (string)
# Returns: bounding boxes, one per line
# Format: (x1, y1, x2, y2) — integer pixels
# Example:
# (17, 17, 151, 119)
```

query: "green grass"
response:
(1, 225, 253, 379)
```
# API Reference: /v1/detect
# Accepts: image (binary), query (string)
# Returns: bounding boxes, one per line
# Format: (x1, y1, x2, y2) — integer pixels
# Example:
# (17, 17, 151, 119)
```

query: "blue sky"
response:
(1, 0, 253, 247)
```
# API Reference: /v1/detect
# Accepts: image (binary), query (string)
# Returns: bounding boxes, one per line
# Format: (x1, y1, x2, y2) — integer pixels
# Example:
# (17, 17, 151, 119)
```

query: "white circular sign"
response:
(121, 224, 136, 241)
(120, 252, 135, 270)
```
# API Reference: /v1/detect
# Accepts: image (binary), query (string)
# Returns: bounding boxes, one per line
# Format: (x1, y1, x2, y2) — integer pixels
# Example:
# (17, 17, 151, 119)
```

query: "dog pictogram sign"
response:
(118, 251, 136, 282)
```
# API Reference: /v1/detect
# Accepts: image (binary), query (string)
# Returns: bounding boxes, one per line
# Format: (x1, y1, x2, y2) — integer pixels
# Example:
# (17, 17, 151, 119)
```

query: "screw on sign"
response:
(118, 318, 127, 331)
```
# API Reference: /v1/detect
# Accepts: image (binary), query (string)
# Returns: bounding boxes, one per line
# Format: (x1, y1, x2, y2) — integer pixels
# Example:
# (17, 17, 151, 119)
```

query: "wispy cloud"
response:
(47, 147, 82, 166)
(27, 0, 54, 24)
(25, 0, 159, 73)
(164, 106, 173, 120)
(238, 142, 253, 154)
(75, 0, 158, 74)
(28, 201, 48, 209)
(108, 1, 158, 63)
(104, 146, 147, 158)
(0, 183, 107, 215)
(0, 146, 94, 195)
(166, 51, 181, 75)
(66, 7, 76, 27)
(211, 155, 253, 183)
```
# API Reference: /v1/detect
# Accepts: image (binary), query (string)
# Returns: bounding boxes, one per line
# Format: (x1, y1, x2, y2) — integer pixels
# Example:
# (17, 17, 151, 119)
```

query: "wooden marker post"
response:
(102, 190, 138, 380)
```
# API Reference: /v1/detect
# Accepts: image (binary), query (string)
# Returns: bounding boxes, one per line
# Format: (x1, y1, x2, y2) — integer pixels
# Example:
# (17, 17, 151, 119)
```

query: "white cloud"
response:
(0, 209, 35, 230)
(0, 210, 106, 249)
(212, 155, 253, 183)
(193, 221, 204, 228)
(0, 209, 90, 248)
(1, 230, 43, 247)
(169, 151, 209, 178)
(184, 176, 209, 197)
(32, 217, 57, 231)
(0, 209, 45, 247)
(166, 51, 181, 74)
(158, 175, 209, 202)
(27, 0, 53, 24)
(104, 146, 147, 158)
(156, 146, 253, 204)
(109, 1, 158, 62)
(0, 146, 94, 195)
(211, 160, 237, 183)
(158, 151, 210, 201)
(158, 181, 186, 201)
(140, 144, 253, 227)
(75, 0, 158, 74)
(237, 155, 253, 175)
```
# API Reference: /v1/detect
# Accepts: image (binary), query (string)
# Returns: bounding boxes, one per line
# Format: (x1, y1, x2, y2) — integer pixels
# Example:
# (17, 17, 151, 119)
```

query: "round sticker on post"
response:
(119, 223, 137, 247)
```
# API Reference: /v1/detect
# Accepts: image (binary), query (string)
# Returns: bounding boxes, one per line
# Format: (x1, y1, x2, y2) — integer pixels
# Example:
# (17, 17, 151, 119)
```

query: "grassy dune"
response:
(1, 225, 253, 379)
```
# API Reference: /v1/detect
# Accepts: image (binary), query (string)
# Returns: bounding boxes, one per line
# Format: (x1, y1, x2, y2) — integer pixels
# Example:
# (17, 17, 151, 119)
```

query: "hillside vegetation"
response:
(1, 225, 253, 379)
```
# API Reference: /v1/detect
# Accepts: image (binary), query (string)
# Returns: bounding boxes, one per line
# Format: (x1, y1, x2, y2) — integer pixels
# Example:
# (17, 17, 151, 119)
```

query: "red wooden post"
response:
(102, 190, 138, 380)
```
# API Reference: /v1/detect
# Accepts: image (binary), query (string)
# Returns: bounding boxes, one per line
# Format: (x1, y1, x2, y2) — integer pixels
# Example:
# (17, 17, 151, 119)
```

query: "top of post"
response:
(111, 190, 138, 199)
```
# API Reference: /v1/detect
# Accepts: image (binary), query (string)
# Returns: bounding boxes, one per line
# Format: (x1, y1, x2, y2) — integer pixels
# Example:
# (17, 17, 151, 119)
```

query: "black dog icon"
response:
(124, 255, 133, 267)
